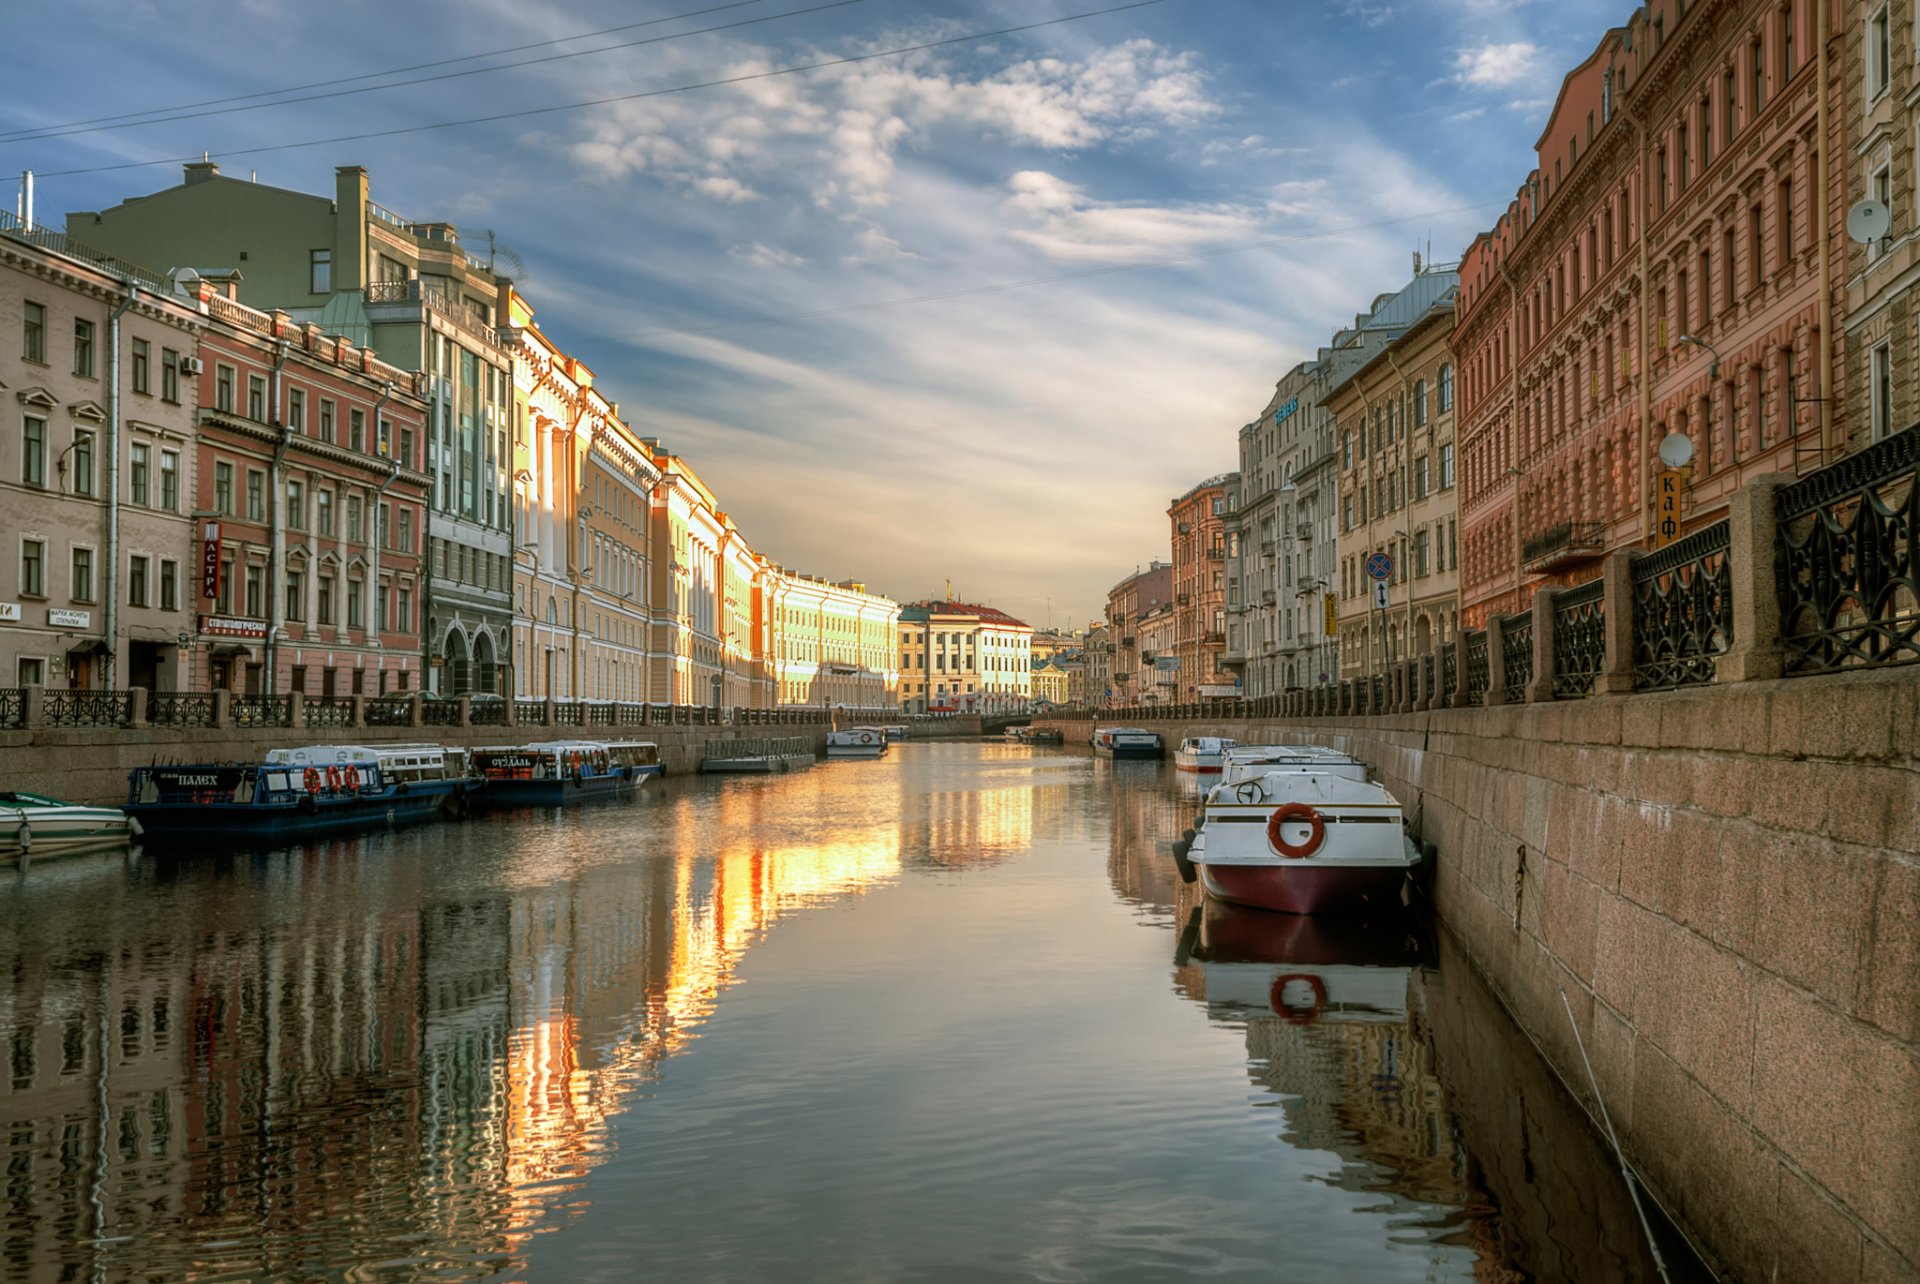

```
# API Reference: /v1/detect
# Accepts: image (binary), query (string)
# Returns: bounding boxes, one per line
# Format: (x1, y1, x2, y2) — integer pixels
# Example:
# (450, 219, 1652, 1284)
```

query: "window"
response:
(1781, 2, 1795, 77)
(74, 319, 95, 377)
(1677, 119, 1689, 194)
(317, 487, 334, 537)
(1656, 146, 1669, 212)
(129, 555, 149, 608)
(397, 586, 412, 633)
(1779, 177, 1794, 264)
(1869, 152, 1892, 262)
(1724, 67, 1737, 142)
(348, 579, 365, 629)
(310, 248, 332, 294)
(350, 408, 365, 452)
(1697, 250, 1712, 328)
(20, 540, 45, 597)
(1440, 443, 1455, 489)
(71, 547, 94, 602)
(288, 388, 305, 432)
(318, 574, 336, 625)
(1751, 39, 1765, 115)
(348, 495, 364, 541)
(1415, 456, 1430, 500)
(1701, 96, 1712, 169)
(214, 461, 234, 515)
(132, 339, 150, 394)
(215, 364, 235, 413)
(1437, 363, 1454, 413)
(246, 470, 264, 522)
(161, 348, 180, 403)
(399, 508, 415, 552)
(216, 558, 233, 613)
(1342, 431, 1352, 468)
(377, 501, 390, 549)
(398, 427, 414, 470)
(22, 301, 45, 363)
(1343, 496, 1353, 530)
(1414, 529, 1430, 578)
(247, 374, 266, 422)
(1677, 269, 1691, 338)
(22, 416, 46, 487)
(159, 559, 177, 611)
(131, 443, 150, 506)
(287, 479, 305, 530)
(1413, 379, 1428, 426)
(245, 565, 263, 618)
(285, 570, 304, 622)
(71, 429, 94, 497)
(1869, 5, 1891, 101)
(159, 451, 179, 511)
(319, 398, 335, 442)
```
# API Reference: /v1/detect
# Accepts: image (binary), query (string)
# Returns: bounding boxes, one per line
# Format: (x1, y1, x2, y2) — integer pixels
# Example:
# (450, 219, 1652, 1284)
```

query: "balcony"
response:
(1523, 520, 1608, 572)
(364, 278, 507, 354)
(1296, 523, 1313, 541)
(1176, 593, 1191, 605)
(1121, 636, 1136, 648)
(1203, 631, 1226, 647)
(1206, 547, 1225, 561)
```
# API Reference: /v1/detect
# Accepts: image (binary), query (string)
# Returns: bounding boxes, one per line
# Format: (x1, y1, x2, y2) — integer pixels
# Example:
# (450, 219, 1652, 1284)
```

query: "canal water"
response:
(0, 741, 1703, 1282)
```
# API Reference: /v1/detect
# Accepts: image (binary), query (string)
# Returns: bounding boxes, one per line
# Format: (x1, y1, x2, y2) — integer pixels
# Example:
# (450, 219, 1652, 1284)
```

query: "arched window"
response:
(1438, 363, 1455, 412)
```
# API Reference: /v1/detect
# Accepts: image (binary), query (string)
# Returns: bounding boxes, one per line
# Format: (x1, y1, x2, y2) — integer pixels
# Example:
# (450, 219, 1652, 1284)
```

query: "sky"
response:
(5, 0, 1623, 630)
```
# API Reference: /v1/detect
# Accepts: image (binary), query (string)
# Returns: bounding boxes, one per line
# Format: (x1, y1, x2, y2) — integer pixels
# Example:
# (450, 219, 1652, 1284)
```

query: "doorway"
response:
(129, 642, 162, 693)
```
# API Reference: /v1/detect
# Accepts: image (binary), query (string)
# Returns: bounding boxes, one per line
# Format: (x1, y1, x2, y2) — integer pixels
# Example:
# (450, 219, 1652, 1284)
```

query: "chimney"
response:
(185, 160, 220, 185)
(334, 165, 368, 294)
(1413, 249, 1423, 274)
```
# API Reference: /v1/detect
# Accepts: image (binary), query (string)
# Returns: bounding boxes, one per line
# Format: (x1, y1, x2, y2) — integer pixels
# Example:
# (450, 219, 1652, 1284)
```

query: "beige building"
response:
(1845, 0, 1920, 449)
(1138, 601, 1178, 705)
(1169, 475, 1238, 699)
(897, 601, 1032, 714)
(768, 571, 899, 710)
(506, 289, 659, 702)
(1103, 562, 1172, 707)
(645, 447, 729, 707)
(1, 218, 202, 691)
(1330, 266, 1462, 678)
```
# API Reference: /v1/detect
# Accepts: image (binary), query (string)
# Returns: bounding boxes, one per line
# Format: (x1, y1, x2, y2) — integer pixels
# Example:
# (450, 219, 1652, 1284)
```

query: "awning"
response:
(208, 642, 256, 657)
(67, 640, 112, 656)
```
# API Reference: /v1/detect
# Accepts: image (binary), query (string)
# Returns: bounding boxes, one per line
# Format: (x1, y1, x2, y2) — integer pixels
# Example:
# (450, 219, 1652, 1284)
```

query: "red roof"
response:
(910, 601, 1031, 629)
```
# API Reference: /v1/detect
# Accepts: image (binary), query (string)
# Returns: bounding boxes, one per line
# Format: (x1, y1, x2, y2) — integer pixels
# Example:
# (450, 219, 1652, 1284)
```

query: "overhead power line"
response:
(37, 0, 1172, 178)
(2, 0, 869, 147)
(0, 0, 775, 142)
(629, 201, 1502, 340)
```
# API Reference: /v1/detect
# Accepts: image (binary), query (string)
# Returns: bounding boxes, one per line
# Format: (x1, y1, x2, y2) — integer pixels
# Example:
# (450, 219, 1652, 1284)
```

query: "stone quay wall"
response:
(1037, 663, 1920, 1284)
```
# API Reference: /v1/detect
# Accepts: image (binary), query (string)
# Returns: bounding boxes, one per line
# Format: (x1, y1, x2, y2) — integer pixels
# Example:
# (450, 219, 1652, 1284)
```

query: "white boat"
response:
(266, 743, 488, 820)
(879, 725, 910, 741)
(1175, 766, 1422, 915)
(1093, 727, 1162, 759)
(1219, 745, 1369, 786)
(827, 728, 889, 758)
(0, 791, 140, 865)
(1174, 736, 1238, 773)
(469, 740, 654, 805)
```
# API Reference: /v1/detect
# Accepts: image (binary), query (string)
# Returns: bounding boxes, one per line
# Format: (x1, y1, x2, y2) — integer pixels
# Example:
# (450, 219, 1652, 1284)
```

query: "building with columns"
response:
(768, 572, 900, 710)
(1329, 263, 1462, 678)
(1168, 474, 1238, 700)
(897, 601, 1032, 714)
(505, 288, 659, 703)
(1454, 0, 1846, 626)
(69, 162, 516, 691)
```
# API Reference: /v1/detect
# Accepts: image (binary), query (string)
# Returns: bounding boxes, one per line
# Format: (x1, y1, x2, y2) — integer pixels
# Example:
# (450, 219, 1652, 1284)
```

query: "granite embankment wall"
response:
(1038, 666, 1920, 1284)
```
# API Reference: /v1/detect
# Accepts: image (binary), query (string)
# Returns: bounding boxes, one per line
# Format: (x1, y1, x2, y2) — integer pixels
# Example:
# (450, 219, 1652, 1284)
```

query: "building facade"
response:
(644, 446, 733, 708)
(769, 572, 900, 710)
(1168, 474, 1238, 699)
(506, 289, 659, 703)
(0, 220, 202, 692)
(1330, 267, 1462, 677)
(896, 602, 1032, 714)
(1103, 562, 1172, 707)
(190, 282, 431, 697)
(1454, 0, 1846, 625)
(70, 162, 516, 691)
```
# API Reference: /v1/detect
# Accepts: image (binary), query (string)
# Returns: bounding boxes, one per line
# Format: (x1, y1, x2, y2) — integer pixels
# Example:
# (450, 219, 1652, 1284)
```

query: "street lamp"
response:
(1676, 335, 1721, 380)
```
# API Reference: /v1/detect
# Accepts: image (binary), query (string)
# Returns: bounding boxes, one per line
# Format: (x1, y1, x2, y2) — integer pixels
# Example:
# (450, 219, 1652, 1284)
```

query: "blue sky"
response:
(6, 0, 1621, 628)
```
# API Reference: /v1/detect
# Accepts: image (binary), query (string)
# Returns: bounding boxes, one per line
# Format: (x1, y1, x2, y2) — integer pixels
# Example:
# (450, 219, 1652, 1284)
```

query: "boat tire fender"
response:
(396, 781, 410, 796)
(15, 821, 28, 852)
(297, 794, 317, 816)
(1267, 803, 1325, 859)
(1171, 836, 1196, 884)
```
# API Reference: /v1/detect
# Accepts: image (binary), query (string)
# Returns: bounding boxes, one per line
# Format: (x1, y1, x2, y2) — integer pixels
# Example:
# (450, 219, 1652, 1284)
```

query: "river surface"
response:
(0, 740, 1704, 1282)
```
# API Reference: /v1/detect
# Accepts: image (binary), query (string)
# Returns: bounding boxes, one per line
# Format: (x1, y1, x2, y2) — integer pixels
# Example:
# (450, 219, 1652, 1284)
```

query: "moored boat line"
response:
(0, 791, 141, 866)
(1092, 727, 1163, 758)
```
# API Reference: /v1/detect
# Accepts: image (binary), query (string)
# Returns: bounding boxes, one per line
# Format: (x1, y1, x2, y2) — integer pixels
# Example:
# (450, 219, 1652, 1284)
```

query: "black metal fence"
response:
(1633, 520, 1731, 691)
(1500, 612, 1533, 705)
(1551, 580, 1606, 699)
(305, 696, 357, 729)
(43, 690, 132, 728)
(230, 695, 293, 728)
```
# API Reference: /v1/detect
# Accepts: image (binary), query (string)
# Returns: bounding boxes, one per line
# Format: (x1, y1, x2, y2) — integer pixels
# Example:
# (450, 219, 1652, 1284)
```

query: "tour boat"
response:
(1219, 744, 1369, 786)
(1023, 728, 1064, 745)
(827, 728, 889, 758)
(0, 791, 141, 865)
(1173, 735, 1238, 773)
(471, 740, 657, 805)
(1093, 727, 1163, 759)
(879, 725, 910, 741)
(267, 743, 486, 820)
(124, 748, 445, 844)
(1172, 765, 1422, 915)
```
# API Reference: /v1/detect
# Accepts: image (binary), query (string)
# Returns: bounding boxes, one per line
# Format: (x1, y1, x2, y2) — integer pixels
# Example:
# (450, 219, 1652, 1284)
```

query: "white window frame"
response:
(1867, 4, 1891, 104)
(1869, 145, 1894, 262)
(1871, 340, 1893, 440)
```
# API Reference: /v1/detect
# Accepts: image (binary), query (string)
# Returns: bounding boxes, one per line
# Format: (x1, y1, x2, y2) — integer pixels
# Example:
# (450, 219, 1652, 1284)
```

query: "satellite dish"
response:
(1847, 200, 1891, 245)
(1658, 433, 1695, 468)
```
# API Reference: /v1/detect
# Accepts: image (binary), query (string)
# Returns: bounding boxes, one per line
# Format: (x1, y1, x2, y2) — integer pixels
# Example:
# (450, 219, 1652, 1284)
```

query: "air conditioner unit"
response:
(179, 356, 205, 375)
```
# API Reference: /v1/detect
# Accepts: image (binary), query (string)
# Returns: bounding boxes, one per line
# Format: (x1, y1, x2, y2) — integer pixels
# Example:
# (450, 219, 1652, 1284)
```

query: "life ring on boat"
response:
(859, 730, 875, 745)
(1270, 973, 1328, 1025)
(303, 767, 322, 795)
(325, 764, 342, 793)
(1266, 803, 1325, 859)
(342, 765, 360, 792)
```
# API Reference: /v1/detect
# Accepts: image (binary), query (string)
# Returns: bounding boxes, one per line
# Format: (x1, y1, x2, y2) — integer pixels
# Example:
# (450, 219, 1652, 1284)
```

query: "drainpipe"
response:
(264, 340, 290, 694)
(1497, 259, 1525, 613)
(1815, 0, 1833, 464)
(105, 285, 138, 689)
(364, 382, 395, 687)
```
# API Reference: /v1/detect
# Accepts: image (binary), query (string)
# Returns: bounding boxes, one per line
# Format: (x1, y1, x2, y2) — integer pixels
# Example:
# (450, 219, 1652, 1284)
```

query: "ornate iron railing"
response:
(1523, 519, 1608, 568)
(304, 696, 356, 728)
(1633, 520, 1731, 690)
(1441, 642, 1459, 703)
(554, 703, 583, 726)
(231, 695, 292, 728)
(365, 696, 413, 727)
(470, 699, 509, 727)
(0, 688, 22, 729)
(147, 691, 215, 728)
(1502, 612, 1534, 704)
(43, 689, 133, 728)
(1465, 634, 1490, 704)
(1775, 425, 1920, 674)
(1551, 580, 1607, 699)
(420, 700, 461, 728)
(1421, 653, 1435, 702)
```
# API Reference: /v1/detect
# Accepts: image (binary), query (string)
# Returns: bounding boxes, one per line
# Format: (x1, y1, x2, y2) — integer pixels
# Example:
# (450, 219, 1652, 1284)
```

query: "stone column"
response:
(1451, 633, 1480, 708)
(1485, 615, 1512, 706)
(456, 696, 472, 728)
(128, 687, 149, 730)
(543, 699, 556, 728)
(1525, 586, 1558, 703)
(1599, 551, 1638, 694)
(22, 685, 44, 730)
(406, 693, 422, 727)
(288, 691, 306, 728)
(1414, 654, 1432, 712)
(211, 690, 230, 730)
(349, 694, 366, 728)
(1714, 474, 1794, 683)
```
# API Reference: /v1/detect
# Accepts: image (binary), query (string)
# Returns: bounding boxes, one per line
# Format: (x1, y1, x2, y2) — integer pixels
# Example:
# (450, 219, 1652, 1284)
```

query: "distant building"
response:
(897, 601, 1032, 714)
(767, 571, 900, 710)
(1104, 562, 1171, 706)
(1137, 600, 1178, 705)
(1169, 474, 1238, 699)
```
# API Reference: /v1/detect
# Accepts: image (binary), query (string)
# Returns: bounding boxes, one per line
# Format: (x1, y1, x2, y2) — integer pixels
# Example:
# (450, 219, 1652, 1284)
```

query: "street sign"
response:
(1372, 580, 1390, 611)
(1654, 469, 1686, 549)
(1366, 551, 1393, 581)
(1323, 591, 1338, 637)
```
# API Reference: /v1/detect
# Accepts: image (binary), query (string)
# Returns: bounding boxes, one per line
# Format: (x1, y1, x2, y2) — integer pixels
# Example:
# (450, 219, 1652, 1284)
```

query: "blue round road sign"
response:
(1366, 552, 1394, 581)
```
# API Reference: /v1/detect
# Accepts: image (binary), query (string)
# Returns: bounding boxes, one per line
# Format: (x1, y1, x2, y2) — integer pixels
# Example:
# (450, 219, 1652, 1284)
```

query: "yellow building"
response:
(505, 289, 659, 701)
(768, 572, 900, 710)
(897, 601, 1033, 714)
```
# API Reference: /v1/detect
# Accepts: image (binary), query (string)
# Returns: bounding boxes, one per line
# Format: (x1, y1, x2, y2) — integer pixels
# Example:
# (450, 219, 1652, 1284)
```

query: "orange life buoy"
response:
(1270, 972, 1329, 1025)
(326, 765, 341, 793)
(1266, 803, 1326, 859)
(343, 765, 360, 792)
(303, 767, 322, 795)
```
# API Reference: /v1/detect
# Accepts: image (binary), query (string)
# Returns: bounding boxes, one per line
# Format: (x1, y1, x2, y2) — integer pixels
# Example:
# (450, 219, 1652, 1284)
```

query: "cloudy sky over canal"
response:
(9, 0, 1618, 625)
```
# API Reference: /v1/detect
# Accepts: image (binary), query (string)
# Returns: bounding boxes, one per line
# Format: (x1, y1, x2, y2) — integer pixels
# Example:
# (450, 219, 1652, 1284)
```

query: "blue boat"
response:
(472, 740, 661, 807)
(268, 744, 486, 821)
(124, 745, 460, 845)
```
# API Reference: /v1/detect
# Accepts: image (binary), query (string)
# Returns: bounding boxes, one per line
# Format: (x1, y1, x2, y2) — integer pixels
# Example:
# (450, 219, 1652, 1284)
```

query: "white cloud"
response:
(1445, 107, 1487, 123)
(1453, 41, 1541, 89)
(1002, 170, 1266, 263)
(693, 175, 761, 203)
(732, 242, 809, 269)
